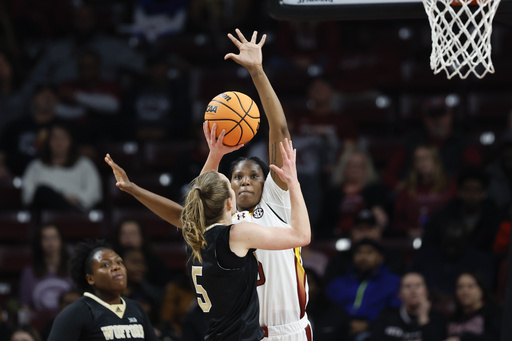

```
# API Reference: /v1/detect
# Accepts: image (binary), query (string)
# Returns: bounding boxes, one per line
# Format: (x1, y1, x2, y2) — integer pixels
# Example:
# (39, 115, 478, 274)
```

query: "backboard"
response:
(267, 0, 512, 20)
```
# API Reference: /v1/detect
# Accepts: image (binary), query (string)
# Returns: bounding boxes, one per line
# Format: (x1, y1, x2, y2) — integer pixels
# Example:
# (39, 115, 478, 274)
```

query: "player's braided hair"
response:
(70, 239, 112, 293)
(181, 171, 230, 263)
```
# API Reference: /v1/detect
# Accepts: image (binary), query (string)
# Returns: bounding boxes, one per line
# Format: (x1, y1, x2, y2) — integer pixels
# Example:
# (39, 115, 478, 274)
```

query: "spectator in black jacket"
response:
(421, 166, 502, 252)
(445, 272, 502, 341)
(369, 272, 446, 341)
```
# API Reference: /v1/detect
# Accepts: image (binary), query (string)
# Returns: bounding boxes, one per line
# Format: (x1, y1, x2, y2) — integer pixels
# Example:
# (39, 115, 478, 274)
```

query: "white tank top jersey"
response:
(232, 174, 310, 330)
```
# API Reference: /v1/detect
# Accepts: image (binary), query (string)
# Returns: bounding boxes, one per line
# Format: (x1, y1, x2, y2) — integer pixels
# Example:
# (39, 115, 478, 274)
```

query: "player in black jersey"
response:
(180, 138, 311, 341)
(47, 240, 158, 341)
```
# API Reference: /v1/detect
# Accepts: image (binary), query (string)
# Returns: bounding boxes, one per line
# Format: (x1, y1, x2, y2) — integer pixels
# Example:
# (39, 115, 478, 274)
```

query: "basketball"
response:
(204, 91, 260, 147)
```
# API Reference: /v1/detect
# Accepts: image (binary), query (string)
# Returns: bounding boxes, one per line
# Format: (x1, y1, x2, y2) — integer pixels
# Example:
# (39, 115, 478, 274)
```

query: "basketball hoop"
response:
(422, 0, 501, 79)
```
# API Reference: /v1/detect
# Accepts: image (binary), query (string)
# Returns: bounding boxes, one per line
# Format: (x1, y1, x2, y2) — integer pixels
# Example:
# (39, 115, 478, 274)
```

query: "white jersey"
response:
(232, 174, 311, 340)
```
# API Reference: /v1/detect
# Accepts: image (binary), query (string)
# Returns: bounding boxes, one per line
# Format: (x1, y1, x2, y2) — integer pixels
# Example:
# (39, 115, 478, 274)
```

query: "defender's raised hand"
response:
(224, 29, 266, 70)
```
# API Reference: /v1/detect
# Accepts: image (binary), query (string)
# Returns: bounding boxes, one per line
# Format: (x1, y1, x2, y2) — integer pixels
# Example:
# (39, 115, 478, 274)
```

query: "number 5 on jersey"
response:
(192, 266, 212, 312)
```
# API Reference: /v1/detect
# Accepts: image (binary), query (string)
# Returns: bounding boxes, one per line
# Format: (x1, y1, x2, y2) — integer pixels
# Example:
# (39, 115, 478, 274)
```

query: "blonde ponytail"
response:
(181, 171, 231, 263)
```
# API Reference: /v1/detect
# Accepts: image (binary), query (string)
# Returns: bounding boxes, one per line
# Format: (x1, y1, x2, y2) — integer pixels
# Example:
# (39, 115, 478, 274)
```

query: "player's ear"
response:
(86, 273, 94, 286)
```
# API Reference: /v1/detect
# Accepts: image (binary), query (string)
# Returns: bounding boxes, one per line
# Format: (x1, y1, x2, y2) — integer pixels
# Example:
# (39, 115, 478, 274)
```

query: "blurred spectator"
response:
(56, 49, 122, 144)
(391, 144, 457, 239)
(382, 96, 483, 192)
(421, 166, 501, 252)
(486, 140, 512, 211)
(301, 245, 329, 278)
(111, 218, 173, 287)
(21, 121, 102, 211)
(316, 147, 389, 239)
(28, 4, 144, 86)
(0, 84, 57, 178)
(10, 325, 42, 341)
(326, 238, 401, 341)
(369, 272, 447, 341)
(18, 224, 73, 327)
(306, 267, 351, 341)
(40, 289, 80, 341)
(297, 75, 359, 150)
(122, 52, 192, 142)
(445, 272, 502, 341)
(119, 247, 164, 326)
(158, 272, 196, 341)
(410, 219, 495, 316)
(323, 209, 405, 285)
(0, 50, 32, 128)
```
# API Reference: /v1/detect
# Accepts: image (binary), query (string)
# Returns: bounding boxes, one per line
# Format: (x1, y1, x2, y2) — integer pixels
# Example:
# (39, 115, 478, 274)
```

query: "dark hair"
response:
(31, 224, 69, 278)
(11, 324, 42, 341)
(111, 218, 153, 256)
(40, 120, 80, 167)
(453, 271, 496, 318)
(227, 156, 270, 181)
(457, 166, 489, 188)
(70, 240, 112, 293)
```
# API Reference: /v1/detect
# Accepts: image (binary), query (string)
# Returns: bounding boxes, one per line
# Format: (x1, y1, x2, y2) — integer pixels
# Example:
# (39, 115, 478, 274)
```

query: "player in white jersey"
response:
(105, 29, 312, 341)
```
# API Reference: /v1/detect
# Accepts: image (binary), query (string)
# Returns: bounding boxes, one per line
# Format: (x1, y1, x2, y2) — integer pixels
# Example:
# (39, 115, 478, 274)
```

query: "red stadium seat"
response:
(39, 210, 106, 241)
(0, 210, 33, 243)
(110, 207, 181, 242)
(142, 140, 195, 173)
(0, 245, 31, 273)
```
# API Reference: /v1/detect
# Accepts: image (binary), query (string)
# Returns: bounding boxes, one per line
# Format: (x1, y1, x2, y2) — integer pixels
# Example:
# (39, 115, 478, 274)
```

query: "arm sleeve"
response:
(47, 302, 90, 341)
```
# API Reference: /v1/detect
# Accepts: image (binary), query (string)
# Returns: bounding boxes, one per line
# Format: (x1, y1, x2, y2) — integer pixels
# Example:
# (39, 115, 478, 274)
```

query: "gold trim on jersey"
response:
(84, 292, 126, 319)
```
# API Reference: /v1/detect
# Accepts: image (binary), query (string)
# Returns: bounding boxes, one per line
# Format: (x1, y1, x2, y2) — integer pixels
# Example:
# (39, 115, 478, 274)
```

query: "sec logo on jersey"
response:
(253, 207, 264, 219)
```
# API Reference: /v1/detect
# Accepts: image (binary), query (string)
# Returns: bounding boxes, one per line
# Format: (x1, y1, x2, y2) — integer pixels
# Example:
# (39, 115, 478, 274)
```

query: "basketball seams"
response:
(204, 91, 260, 146)
(211, 97, 256, 137)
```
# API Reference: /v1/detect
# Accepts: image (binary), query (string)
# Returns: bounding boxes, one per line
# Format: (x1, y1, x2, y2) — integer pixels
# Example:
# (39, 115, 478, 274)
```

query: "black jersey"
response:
(187, 224, 263, 341)
(47, 294, 158, 341)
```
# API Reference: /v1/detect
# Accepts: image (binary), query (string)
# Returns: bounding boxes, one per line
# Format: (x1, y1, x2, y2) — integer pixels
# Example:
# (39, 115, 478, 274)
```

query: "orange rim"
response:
(451, 0, 484, 5)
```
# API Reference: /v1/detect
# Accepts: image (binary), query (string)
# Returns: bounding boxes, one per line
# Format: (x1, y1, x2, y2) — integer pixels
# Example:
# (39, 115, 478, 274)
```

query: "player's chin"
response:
(237, 195, 258, 211)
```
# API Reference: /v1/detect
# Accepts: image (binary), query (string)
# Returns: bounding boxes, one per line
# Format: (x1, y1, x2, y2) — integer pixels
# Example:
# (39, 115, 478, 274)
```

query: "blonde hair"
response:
(332, 147, 377, 186)
(180, 171, 231, 263)
(406, 145, 447, 195)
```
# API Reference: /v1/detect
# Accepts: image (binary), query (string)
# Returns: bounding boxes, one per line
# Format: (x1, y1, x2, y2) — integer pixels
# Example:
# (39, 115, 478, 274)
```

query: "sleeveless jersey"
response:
(232, 174, 310, 329)
(47, 294, 158, 341)
(187, 224, 263, 341)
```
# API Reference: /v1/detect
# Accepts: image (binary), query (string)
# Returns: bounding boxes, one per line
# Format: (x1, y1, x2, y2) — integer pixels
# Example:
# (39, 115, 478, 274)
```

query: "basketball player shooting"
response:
(105, 29, 313, 341)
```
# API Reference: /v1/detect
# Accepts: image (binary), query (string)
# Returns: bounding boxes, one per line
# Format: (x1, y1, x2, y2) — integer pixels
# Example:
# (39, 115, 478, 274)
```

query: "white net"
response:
(421, 0, 501, 79)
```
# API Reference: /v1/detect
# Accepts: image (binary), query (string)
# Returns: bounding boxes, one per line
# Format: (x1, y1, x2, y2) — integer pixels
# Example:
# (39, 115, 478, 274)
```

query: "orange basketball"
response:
(204, 91, 260, 146)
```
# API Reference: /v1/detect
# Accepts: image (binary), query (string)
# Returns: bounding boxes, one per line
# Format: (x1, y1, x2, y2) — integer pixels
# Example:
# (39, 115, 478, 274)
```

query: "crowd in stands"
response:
(1, 1, 512, 340)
